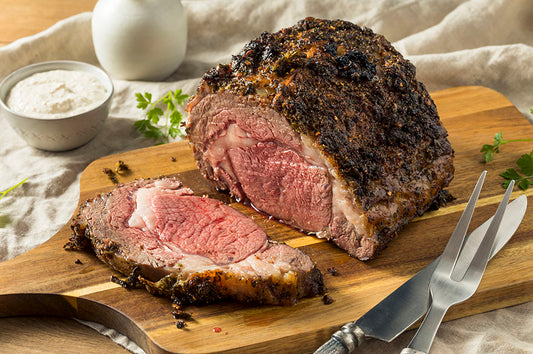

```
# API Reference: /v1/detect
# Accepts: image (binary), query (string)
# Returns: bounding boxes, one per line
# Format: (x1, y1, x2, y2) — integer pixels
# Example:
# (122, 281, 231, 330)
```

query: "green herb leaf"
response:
(499, 152, 533, 191)
(481, 131, 533, 190)
(169, 110, 182, 125)
(0, 178, 28, 202)
(480, 132, 503, 163)
(516, 151, 533, 175)
(518, 178, 530, 190)
(481, 132, 533, 163)
(174, 89, 189, 105)
(493, 132, 504, 146)
(147, 107, 163, 124)
(500, 168, 521, 181)
(135, 92, 152, 109)
(480, 144, 495, 163)
(134, 90, 189, 145)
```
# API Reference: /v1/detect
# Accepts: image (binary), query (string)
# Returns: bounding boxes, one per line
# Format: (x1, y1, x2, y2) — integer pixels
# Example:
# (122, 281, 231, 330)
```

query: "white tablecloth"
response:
(1, 1, 532, 353)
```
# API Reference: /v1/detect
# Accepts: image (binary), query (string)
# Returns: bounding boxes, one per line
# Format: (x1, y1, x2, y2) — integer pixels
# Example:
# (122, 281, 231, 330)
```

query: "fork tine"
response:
(437, 170, 487, 276)
(402, 177, 519, 354)
(460, 179, 515, 283)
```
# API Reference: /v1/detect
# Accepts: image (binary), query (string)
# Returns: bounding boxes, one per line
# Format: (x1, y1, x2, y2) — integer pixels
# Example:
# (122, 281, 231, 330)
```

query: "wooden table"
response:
(1, 2, 532, 354)
(0, 1, 131, 352)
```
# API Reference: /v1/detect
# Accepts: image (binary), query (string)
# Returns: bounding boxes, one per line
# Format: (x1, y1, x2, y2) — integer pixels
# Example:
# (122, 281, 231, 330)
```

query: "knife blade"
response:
(314, 195, 527, 354)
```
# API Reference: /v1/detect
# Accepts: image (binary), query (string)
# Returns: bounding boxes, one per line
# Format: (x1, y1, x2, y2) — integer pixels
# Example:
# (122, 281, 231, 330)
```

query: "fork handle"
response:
(400, 302, 449, 354)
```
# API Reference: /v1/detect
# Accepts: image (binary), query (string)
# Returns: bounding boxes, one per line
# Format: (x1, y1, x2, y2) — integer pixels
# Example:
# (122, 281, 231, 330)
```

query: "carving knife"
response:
(314, 195, 527, 354)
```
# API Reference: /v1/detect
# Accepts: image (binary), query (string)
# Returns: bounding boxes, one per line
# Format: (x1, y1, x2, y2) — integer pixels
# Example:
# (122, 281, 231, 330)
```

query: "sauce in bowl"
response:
(6, 69, 108, 119)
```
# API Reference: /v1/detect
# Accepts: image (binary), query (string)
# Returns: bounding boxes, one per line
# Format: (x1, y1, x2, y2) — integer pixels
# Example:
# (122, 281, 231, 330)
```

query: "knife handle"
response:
(314, 322, 365, 354)
(314, 337, 348, 354)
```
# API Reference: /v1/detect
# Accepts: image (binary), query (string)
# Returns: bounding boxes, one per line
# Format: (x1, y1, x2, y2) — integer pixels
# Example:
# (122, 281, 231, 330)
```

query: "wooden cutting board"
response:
(1, 86, 532, 353)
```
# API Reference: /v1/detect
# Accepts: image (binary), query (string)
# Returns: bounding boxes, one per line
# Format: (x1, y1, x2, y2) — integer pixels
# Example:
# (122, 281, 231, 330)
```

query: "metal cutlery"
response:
(401, 172, 515, 354)
(315, 172, 527, 354)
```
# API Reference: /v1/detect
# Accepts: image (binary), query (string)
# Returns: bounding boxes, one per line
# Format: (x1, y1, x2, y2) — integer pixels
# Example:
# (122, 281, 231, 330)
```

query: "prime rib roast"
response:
(187, 17, 454, 260)
(68, 177, 325, 306)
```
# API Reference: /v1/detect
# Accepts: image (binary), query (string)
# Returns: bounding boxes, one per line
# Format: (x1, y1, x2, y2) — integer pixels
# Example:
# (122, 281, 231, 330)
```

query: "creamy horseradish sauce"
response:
(7, 69, 108, 119)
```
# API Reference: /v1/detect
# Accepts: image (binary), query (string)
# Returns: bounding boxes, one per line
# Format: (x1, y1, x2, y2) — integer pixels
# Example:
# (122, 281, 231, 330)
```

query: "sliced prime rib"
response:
(186, 17, 454, 260)
(68, 177, 325, 306)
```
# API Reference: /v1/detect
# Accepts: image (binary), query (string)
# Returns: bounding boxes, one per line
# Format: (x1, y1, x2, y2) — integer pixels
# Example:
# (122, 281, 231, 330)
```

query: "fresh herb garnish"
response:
(134, 90, 189, 145)
(0, 178, 27, 202)
(480, 132, 533, 163)
(481, 132, 533, 190)
(500, 151, 533, 190)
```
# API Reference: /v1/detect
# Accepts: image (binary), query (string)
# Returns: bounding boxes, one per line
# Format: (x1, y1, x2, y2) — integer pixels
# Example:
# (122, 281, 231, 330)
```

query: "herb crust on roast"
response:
(187, 17, 454, 260)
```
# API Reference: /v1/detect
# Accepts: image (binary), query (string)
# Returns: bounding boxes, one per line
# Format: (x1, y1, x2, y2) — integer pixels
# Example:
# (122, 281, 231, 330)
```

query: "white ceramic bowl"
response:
(0, 60, 114, 151)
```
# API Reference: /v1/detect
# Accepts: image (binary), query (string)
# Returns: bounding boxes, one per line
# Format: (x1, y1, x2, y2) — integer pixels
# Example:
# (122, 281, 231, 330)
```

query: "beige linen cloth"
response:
(1, 0, 532, 353)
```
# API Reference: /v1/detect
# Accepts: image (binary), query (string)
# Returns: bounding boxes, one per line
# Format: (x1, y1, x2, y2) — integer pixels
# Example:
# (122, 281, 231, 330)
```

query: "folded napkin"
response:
(1, 0, 532, 353)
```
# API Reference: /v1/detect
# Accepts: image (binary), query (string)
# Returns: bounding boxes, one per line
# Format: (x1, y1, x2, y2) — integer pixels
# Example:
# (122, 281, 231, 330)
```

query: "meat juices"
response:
(187, 17, 454, 260)
(69, 177, 325, 306)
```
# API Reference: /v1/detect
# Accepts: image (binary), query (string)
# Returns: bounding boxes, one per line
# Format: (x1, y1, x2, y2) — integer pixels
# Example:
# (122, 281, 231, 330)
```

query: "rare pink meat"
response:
(69, 177, 325, 306)
(151, 194, 267, 264)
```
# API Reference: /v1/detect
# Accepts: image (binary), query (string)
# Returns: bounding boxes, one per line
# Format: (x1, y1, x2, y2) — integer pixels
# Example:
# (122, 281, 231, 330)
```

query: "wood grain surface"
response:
(0, 86, 532, 353)
(0, 316, 130, 354)
(0, 1, 126, 352)
(0, 0, 98, 46)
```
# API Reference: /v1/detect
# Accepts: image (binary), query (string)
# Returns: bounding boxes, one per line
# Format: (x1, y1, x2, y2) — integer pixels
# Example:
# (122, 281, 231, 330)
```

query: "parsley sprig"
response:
(480, 132, 533, 163)
(134, 90, 189, 145)
(0, 178, 27, 202)
(500, 152, 533, 190)
(481, 132, 533, 190)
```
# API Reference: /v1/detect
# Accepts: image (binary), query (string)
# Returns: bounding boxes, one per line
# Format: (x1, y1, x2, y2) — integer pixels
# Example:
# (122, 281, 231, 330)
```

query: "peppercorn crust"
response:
(194, 17, 454, 212)
(188, 17, 454, 259)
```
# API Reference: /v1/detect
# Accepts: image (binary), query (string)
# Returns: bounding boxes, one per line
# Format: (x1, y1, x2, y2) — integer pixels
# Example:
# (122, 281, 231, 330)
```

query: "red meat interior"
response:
(227, 141, 332, 232)
(152, 195, 267, 264)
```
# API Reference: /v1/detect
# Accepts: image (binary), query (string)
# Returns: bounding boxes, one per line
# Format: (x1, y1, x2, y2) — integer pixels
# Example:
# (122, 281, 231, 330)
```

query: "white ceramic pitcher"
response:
(92, 0, 187, 81)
